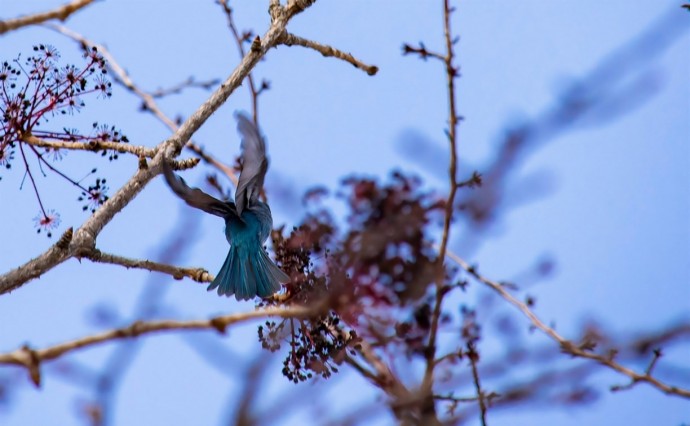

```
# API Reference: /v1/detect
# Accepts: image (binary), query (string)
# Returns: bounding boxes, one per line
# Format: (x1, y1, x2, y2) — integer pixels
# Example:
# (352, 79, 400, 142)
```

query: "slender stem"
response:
(30, 145, 90, 192)
(468, 344, 488, 426)
(18, 142, 48, 217)
(217, 0, 261, 123)
(438, 0, 460, 262)
(422, 0, 461, 414)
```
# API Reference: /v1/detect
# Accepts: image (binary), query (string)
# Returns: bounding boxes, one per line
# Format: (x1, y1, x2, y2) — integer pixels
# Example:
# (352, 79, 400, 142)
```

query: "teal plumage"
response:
(163, 113, 289, 300)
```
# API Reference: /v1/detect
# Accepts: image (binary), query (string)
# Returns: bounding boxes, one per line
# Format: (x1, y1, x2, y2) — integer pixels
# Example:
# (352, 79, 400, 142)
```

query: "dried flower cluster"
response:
(255, 172, 453, 383)
(0, 47, 127, 236)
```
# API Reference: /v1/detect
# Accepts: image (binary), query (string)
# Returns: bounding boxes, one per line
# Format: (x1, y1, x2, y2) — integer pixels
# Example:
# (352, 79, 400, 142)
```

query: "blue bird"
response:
(162, 113, 289, 300)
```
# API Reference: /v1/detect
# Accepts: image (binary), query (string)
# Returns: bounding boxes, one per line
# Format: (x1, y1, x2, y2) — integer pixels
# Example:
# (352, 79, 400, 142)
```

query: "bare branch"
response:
(22, 134, 157, 158)
(82, 248, 212, 283)
(280, 32, 379, 76)
(445, 249, 690, 399)
(437, 0, 461, 266)
(0, 306, 313, 386)
(149, 76, 220, 99)
(216, 0, 263, 122)
(402, 42, 446, 62)
(467, 343, 488, 426)
(421, 0, 462, 418)
(0, 0, 94, 35)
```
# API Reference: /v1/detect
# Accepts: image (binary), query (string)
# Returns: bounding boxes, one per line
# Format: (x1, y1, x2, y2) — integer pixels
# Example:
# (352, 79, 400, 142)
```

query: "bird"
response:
(162, 112, 289, 300)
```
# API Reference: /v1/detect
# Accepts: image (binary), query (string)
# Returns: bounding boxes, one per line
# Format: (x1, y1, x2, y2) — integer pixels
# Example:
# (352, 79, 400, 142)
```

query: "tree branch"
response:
(46, 23, 239, 185)
(279, 32, 379, 76)
(0, 0, 94, 35)
(1, 2, 318, 295)
(0, 306, 313, 386)
(467, 343, 488, 426)
(0, 227, 73, 294)
(82, 248, 212, 283)
(444, 249, 690, 399)
(421, 0, 462, 418)
(216, 0, 263, 122)
(22, 134, 157, 158)
(149, 76, 220, 99)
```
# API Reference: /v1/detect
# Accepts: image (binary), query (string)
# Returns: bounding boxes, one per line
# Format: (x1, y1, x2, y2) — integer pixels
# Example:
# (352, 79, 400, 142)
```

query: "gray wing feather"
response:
(162, 159, 236, 218)
(234, 113, 269, 215)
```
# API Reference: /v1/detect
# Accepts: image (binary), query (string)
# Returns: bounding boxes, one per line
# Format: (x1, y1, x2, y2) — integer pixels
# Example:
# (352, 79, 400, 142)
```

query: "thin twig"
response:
(18, 141, 48, 218)
(422, 0, 462, 416)
(467, 343, 488, 426)
(149, 77, 220, 99)
(438, 0, 461, 264)
(82, 249, 212, 283)
(444, 248, 690, 399)
(217, 0, 262, 122)
(280, 32, 378, 76)
(434, 394, 482, 403)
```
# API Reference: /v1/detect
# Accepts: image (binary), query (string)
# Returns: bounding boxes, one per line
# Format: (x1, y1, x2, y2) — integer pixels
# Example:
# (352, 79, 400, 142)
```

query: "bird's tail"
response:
(208, 245, 289, 300)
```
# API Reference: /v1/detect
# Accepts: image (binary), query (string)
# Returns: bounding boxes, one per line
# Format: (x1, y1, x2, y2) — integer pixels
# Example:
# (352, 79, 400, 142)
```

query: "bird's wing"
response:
(162, 158, 236, 218)
(234, 112, 269, 215)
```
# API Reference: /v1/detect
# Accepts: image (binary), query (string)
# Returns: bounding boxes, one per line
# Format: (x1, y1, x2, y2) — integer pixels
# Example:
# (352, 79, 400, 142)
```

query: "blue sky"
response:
(1, 1, 688, 425)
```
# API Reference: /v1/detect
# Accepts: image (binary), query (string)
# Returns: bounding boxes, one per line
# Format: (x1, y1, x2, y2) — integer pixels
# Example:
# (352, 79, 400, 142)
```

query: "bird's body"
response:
(209, 201, 287, 299)
(162, 113, 289, 300)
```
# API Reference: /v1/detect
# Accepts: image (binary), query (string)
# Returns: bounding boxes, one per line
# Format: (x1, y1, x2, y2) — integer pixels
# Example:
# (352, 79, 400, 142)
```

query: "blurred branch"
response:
(353, 340, 411, 400)
(402, 42, 446, 62)
(279, 32, 379, 76)
(149, 76, 220, 99)
(91, 209, 206, 425)
(453, 8, 688, 245)
(0, 0, 94, 35)
(434, 393, 486, 403)
(467, 343, 488, 426)
(445, 248, 690, 399)
(632, 323, 690, 353)
(0, 305, 313, 386)
(334, 324, 421, 422)
(451, 362, 598, 422)
(226, 356, 268, 426)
